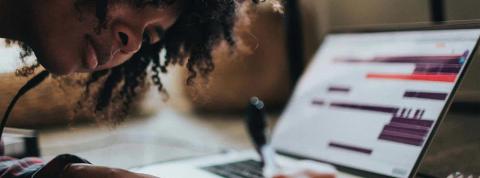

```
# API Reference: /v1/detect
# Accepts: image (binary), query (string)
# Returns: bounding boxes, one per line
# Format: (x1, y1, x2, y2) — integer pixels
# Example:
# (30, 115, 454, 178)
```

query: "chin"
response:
(37, 58, 77, 75)
(45, 66, 75, 75)
(75, 68, 98, 73)
(32, 51, 77, 76)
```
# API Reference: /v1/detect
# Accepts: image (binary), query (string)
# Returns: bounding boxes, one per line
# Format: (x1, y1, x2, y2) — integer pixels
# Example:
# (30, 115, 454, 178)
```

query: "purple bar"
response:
(413, 110, 420, 119)
(334, 55, 463, 65)
(391, 117, 434, 127)
(414, 64, 462, 74)
(312, 100, 325, 105)
(399, 108, 405, 117)
(386, 123, 430, 132)
(373, 56, 463, 64)
(406, 109, 412, 118)
(330, 102, 399, 114)
(335, 50, 469, 66)
(387, 122, 430, 131)
(404, 91, 448, 100)
(381, 130, 425, 140)
(383, 125, 428, 136)
(328, 86, 350, 93)
(419, 110, 425, 118)
(329, 142, 372, 154)
(379, 134, 424, 146)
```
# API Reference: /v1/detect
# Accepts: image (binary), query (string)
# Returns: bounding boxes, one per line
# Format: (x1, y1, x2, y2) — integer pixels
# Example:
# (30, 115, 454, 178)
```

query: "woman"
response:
(0, 0, 336, 177)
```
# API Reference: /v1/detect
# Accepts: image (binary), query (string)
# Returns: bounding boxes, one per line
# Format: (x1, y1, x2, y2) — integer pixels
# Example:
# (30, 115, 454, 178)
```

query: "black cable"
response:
(245, 97, 267, 165)
(284, 0, 305, 87)
(0, 70, 50, 139)
(430, 0, 446, 23)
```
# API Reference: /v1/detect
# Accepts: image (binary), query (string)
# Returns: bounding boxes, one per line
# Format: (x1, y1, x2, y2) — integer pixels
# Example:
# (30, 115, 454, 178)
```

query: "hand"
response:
(273, 172, 335, 178)
(61, 163, 158, 178)
(270, 160, 337, 178)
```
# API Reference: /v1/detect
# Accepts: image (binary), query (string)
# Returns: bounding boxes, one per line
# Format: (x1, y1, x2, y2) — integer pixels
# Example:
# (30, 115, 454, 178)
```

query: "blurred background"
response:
(1, 0, 480, 177)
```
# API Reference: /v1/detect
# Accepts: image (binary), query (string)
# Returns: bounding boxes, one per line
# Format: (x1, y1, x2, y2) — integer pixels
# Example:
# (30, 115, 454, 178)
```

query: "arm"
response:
(0, 156, 44, 178)
(33, 155, 158, 178)
(0, 143, 156, 178)
(0, 139, 88, 178)
(0, 154, 90, 178)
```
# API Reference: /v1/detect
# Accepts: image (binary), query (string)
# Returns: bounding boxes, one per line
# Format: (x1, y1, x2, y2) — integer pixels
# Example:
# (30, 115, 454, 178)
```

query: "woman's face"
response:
(27, 0, 180, 75)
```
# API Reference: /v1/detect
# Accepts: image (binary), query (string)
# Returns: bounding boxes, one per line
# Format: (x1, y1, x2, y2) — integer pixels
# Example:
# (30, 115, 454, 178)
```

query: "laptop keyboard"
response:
(202, 159, 264, 178)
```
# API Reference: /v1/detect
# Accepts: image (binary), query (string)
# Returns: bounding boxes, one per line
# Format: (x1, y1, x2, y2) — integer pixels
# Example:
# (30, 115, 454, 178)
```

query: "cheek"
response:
(31, 12, 99, 74)
(32, 32, 84, 75)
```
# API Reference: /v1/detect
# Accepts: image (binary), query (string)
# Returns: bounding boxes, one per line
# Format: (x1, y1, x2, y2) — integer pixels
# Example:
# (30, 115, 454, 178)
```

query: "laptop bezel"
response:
(275, 21, 480, 178)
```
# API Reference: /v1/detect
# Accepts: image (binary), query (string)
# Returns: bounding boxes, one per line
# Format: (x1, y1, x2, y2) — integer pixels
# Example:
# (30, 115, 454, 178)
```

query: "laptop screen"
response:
(272, 29, 480, 177)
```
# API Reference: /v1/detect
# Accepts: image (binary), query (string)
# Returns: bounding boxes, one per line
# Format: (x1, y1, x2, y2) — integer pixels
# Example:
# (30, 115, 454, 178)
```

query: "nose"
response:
(113, 23, 142, 54)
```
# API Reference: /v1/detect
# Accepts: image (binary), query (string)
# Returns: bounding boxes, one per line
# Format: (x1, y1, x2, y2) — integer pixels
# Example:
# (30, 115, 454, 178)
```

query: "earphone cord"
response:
(0, 70, 50, 139)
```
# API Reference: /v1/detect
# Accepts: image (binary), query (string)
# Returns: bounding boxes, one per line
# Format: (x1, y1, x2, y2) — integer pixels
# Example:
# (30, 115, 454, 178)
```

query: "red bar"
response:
(366, 73, 456, 82)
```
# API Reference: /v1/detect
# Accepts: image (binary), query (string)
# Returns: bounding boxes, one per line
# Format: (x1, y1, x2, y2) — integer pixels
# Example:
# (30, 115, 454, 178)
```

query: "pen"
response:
(245, 97, 278, 177)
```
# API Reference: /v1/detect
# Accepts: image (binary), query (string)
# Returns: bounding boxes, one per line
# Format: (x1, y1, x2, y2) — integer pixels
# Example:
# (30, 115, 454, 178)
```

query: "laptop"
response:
(133, 24, 480, 178)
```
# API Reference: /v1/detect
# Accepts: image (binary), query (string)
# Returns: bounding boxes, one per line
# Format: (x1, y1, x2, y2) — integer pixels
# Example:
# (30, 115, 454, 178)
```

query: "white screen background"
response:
(272, 29, 480, 177)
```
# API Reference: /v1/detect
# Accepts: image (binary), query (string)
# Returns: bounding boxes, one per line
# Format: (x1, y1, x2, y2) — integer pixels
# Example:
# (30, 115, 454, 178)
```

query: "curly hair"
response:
(71, 0, 258, 122)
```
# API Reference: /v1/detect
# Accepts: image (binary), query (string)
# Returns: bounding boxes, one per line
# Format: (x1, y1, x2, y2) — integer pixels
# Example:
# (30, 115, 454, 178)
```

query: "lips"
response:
(84, 35, 112, 70)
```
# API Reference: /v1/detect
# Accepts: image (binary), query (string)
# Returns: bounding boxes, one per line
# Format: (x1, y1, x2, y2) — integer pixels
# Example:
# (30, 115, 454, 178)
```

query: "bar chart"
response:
(313, 100, 435, 147)
(271, 29, 480, 177)
(334, 51, 469, 83)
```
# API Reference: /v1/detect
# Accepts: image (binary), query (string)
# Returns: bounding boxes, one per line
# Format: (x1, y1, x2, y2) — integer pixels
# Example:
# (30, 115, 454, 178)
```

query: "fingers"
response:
(270, 159, 337, 178)
(61, 163, 158, 178)
(61, 164, 120, 178)
(305, 172, 336, 178)
(273, 173, 336, 178)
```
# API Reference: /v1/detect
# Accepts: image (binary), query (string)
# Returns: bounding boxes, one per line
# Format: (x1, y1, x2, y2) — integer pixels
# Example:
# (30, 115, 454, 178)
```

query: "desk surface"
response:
(37, 105, 480, 177)
(38, 106, 256, 169)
